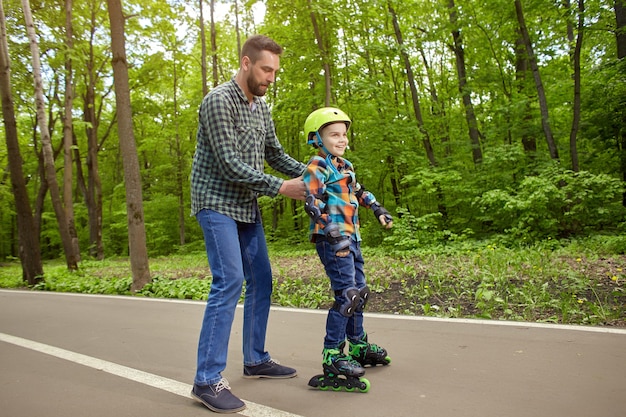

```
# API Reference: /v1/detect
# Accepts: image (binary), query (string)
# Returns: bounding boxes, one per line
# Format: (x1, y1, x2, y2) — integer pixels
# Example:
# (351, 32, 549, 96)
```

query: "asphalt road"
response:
(1, 289, 625, 417)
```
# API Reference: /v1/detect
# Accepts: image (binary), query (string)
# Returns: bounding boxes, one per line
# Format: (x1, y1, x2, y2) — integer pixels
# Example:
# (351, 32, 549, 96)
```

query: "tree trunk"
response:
(418, 45, 450, 156)
(22, 0, 78, 270)
(172, 54, 185, 246)
(388, 2, 437, 167)
(567, 0, 584, 172)
(448, 0, 483, 165)
(199, 0, 208, 96)
(389, 2, 447, 221)
(308, 0, 332, 106)
(515, 0, 559, 160)
(63, 0, 80, 259)
(615, 0, 626, 58)
(0, 0, 43, 285)
(615, 0, 626, 206)
(106, 0, 151, 291)
(81, 0, 104, 260)
(234, 0, 241, 58)
(515, 31, 536, 154)
(209, 0, 218, 87)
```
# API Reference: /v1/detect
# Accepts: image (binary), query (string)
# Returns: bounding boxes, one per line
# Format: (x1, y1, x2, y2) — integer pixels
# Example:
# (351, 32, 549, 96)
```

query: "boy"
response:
(302, 107, 392, 392)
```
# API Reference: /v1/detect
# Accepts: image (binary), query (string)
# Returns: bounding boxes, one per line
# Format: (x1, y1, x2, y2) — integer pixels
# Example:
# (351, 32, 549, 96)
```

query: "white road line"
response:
(0, 332, 304, 417)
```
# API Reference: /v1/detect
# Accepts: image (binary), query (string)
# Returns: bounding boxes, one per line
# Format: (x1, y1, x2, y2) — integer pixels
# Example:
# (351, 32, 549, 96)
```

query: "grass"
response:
(1, 239, 624, 327)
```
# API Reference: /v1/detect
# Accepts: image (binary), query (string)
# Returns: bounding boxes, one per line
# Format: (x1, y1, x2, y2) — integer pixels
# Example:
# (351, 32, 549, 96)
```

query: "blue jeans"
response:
(194, 209, 272, 386)
(316, 238, 366, 349)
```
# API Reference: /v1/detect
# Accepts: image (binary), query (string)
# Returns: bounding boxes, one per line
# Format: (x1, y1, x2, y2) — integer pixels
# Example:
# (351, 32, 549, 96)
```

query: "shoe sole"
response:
(242, 371, 298, 379)
(190, 390, 246, 414)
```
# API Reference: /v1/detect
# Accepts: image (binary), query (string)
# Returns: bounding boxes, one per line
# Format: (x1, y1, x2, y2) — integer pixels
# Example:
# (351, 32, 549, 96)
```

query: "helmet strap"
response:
(315, 131, 335, 158)
(315, 131, 324, 148)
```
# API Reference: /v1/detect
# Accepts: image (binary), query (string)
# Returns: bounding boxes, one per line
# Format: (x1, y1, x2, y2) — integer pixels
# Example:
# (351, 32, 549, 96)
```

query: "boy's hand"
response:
(378, 214, 393, 229)
(372, 203, 393, 229)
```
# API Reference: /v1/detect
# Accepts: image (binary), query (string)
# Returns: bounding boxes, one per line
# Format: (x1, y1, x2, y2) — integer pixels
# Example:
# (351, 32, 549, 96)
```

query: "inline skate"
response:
(308, 344, 370, 393)
(349, 333, 391, 367)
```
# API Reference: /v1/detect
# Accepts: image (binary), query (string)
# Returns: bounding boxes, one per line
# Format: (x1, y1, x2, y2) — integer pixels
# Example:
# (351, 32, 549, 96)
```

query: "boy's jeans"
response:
(316, 239, 366, 349)
(194, 209, 272, 386)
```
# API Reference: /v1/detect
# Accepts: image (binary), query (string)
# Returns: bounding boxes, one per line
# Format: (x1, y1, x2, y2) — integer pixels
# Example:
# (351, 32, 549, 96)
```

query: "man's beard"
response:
(247, 76, 268, 97)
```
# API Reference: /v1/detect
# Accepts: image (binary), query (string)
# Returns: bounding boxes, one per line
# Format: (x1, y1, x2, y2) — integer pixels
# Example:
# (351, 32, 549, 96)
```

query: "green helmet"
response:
(304, 107, 351, 146)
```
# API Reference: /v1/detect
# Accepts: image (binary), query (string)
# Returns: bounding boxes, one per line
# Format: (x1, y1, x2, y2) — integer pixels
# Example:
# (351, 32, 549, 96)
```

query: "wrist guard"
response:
(371, 202, 393, 224)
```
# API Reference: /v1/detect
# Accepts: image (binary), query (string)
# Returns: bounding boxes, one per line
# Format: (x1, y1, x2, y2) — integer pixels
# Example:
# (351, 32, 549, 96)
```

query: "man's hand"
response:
(279, 176, 306, 201)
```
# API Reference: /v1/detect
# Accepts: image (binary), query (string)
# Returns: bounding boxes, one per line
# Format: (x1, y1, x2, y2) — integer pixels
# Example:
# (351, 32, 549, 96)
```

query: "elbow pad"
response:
(304, 195, 322, 222)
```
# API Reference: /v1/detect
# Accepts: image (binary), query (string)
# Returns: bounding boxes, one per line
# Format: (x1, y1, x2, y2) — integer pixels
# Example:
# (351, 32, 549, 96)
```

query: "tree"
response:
(515, 28, 537, 154)
(63, 0, 80, 259)
(566, 0, 584, 172)
(199, 0, 208, 95)
(106, 0, 150, 291)
(388, 2, 436, 167)
(514, 0, 559, 160)
(447, 0, 483, 165)
(615, 0, 626, 58)
(615, 0, 626, 205)
(21, 0, 78, 270)
(1, 0, 623, 258)
(308, 0, 332, 106)
(0, 0, 43, 284)
(209, 0, 218, 87)
(79, 0, 109, 260)
(234, 0, 242, 57)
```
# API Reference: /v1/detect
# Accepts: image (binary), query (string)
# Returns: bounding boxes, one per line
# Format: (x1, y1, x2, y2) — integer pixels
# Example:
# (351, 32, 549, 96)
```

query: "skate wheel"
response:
(357, 377, 370, 393)
(384, 356, 391, 365)
(344, 380, 354, 392)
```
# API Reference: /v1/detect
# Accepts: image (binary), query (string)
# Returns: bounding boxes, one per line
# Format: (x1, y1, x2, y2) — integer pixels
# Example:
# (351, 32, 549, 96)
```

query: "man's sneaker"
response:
(191, 379, 246, 413)
(243, 359, 297, 379)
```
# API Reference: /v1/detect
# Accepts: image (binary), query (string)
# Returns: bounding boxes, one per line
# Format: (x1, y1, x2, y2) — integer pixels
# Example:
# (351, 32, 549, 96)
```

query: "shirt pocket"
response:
(235, 125, 267, 169)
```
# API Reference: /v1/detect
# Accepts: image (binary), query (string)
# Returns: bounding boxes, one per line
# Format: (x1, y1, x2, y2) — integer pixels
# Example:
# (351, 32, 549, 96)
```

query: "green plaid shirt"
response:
(190, 78, 305, 222)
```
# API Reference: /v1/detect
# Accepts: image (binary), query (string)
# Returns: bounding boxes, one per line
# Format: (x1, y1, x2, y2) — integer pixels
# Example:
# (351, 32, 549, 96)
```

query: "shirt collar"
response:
(317, 150, 347, 169)
(230, 77, 258, 110)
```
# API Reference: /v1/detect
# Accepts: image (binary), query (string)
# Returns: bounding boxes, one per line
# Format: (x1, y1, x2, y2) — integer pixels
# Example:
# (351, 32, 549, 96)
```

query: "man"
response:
(190, 35, 306, 414)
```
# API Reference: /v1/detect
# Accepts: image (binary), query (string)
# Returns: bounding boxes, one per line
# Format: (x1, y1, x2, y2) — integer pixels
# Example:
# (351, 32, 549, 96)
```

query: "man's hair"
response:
(241, 35, 283, 64)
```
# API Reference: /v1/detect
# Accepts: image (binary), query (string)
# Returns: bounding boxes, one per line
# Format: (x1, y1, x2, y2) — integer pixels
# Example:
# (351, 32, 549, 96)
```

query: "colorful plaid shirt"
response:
(190, 78, 305, 222)
(303, 153, 379, 242)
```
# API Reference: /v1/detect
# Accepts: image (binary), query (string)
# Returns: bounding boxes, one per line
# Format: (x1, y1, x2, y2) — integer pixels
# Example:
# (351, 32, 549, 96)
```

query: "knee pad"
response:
(332, 287, 360, 317)
(355, 286, 370, 312)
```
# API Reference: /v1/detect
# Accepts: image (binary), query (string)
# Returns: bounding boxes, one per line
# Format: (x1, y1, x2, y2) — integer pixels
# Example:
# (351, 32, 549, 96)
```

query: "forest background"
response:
(1, 0, 625, 325)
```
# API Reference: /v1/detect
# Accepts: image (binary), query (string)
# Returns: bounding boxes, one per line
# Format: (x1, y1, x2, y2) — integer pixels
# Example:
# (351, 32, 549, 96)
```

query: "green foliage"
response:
(0, 262, 24, 288)
(2, 239, 623, 326)
(474, 165, 625, 242)
(1, 0, 625, 266)
(33, 267, 133, 295)
(273, 276, 331, 309)
(387, 242, 625, 325)
(142, 194, 184, 256)
(566, 234, 626, 256)
(382, 210, 468, 251)
(137, 276, 212, 300)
